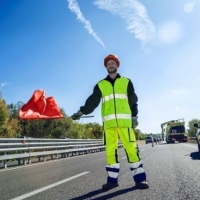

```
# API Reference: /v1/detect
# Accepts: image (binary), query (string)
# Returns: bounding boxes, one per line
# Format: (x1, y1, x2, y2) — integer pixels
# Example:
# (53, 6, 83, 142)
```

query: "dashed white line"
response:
(10, 171, 90, 200)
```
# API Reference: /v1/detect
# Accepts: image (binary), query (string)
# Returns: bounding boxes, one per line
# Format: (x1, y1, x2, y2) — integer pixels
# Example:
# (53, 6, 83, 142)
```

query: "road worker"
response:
(71, 54, 149, 191)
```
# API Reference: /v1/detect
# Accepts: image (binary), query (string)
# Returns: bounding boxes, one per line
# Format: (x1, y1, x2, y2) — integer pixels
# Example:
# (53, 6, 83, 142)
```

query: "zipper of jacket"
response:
(112, 82, 118, 126)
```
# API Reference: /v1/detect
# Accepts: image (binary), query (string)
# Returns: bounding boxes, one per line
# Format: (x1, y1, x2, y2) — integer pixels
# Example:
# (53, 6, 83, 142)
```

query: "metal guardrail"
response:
(188, 137, 197, 143)
(0, 138, 123, 169)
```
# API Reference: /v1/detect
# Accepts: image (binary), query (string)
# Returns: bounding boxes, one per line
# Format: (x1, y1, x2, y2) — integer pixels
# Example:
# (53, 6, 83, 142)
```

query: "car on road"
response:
(194, 123, 200, 152)
(145, 136, 154, 144)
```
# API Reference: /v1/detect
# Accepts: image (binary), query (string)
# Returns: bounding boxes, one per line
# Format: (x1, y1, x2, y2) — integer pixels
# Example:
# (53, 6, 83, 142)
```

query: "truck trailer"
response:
(161, 119, 188, 143)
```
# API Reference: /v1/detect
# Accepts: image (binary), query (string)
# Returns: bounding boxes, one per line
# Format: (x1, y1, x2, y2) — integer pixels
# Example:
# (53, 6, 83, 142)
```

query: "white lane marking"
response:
(140, 149, 145, 152)
(182, 144, 197, 149)
(10, 171, 90, 200)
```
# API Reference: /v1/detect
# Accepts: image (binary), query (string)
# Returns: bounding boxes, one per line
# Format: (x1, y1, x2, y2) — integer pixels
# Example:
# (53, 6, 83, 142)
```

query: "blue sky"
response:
(1, 0, 200, 134)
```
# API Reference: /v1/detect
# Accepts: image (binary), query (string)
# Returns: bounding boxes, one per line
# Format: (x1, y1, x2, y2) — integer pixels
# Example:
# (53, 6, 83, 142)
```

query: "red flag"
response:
(19, 90, 64, 119)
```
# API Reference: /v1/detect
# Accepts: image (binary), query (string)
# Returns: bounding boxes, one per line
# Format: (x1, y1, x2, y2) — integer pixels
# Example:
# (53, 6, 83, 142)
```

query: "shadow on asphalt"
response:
(69, 186, 138, 200)
(190, 152, 200, 160)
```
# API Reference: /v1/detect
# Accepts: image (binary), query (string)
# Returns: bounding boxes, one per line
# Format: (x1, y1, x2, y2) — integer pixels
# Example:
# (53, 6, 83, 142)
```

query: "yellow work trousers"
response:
(104, 127, 140, 164)
(103, 127, 146, 183)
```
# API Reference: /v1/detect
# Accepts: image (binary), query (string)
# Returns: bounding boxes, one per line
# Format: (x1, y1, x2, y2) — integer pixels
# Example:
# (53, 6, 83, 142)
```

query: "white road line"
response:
(140, 149, 145, 152)
(10, 171, 90, 200)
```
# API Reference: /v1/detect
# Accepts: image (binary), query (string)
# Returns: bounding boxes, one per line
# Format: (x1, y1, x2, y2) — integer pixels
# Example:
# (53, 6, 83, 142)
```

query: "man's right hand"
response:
(71, 111, 83, 120)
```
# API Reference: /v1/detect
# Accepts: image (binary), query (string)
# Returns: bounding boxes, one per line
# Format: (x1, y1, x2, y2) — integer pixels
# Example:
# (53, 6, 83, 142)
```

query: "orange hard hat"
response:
(104, 54, 120, 67)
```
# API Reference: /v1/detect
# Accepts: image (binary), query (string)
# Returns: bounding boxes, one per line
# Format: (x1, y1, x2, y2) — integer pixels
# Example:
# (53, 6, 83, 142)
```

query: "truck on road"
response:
(161, 119, 188, 143)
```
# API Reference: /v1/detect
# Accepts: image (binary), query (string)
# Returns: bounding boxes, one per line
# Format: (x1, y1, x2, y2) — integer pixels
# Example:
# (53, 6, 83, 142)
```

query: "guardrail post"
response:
(23, 158, 27, 165)
(43, 149, 46, 162)
(62, 153, 65, 158)
(3, 160, 7, 169)
(3, 152, 7, 169)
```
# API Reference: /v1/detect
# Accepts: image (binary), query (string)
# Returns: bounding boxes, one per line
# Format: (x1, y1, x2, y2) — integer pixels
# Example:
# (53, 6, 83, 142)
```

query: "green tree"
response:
(0, 95, 10, 137)
(133, 129, 146, 140)
(84, 123, 103, 139)
(0, 96, 9, 126)
(51, 117, 74, 138)
(18, 109, 74, 138)
(7, 102, 23, 119)
(134, 129, 141, 140)
(91, 123, 103, 139)
(67, 122, 83, 139)
(188, 119, 200, 137)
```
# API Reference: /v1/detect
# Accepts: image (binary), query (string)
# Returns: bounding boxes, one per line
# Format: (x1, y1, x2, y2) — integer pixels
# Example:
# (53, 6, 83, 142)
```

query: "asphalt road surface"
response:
(0, 142, 200, 200)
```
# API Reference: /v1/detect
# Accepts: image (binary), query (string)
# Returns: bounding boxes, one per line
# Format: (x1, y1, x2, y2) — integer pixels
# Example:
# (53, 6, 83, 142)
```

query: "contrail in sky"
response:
(68, 0, 106, 48)
(94, 0, 156, 44)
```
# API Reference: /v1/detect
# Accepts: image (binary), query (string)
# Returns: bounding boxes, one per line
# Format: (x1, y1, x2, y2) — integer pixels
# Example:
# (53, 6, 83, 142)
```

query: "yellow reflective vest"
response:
(98, 77, 132, 129)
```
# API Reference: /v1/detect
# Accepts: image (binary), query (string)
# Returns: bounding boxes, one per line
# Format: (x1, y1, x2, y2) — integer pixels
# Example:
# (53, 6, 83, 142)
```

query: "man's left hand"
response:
(132, 116, 138, 128)
(71, 111, 83, 120)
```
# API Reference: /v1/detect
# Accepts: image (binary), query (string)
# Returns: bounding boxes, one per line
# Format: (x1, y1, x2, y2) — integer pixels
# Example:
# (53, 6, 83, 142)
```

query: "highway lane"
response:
(0, 142, 200, 200)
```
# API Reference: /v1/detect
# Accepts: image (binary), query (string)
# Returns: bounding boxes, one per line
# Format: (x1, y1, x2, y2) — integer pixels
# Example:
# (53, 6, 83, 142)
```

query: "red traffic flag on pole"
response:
(19, 90, 64, 119)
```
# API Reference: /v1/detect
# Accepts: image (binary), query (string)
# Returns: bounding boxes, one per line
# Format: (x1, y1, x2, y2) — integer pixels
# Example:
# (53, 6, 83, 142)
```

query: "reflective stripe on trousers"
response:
(130, 161, 147, 183)
(106, 163, 120, 183)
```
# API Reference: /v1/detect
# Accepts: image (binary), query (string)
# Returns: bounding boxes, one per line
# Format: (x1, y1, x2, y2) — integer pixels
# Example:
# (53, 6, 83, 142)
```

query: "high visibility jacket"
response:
(98, 77, 132, 129)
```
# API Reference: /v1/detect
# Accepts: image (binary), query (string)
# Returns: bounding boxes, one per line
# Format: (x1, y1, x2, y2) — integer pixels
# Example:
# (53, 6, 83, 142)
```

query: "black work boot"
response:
(135, 181, 149, 189)
(102, 182, 119, 191)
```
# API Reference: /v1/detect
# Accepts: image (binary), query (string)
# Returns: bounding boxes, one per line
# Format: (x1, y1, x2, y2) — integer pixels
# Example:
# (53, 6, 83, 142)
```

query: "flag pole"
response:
(80, 115, 94, 118)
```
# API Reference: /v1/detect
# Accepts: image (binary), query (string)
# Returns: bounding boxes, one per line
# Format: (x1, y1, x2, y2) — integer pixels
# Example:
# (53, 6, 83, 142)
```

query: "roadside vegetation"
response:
(0, 93, 199, 139)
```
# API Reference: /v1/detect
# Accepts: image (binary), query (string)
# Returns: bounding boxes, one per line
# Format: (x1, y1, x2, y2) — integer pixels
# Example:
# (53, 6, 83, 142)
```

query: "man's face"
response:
(106, 59, 118, 74)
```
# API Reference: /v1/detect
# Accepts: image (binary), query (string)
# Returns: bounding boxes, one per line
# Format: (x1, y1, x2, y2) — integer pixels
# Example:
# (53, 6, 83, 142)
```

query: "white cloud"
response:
(67, 0, 106, 48)
(172, 89, 189, 95)
(175, 106, 180, 111)
(184, 2, 195, 13)
(158, 21, 182, 44)
(94, 0, 155, 44)
(0, 82, 10, 87)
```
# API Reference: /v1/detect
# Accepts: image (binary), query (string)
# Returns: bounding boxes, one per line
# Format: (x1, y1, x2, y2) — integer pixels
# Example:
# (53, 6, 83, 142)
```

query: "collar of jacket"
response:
(104, 73, 121, 85)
